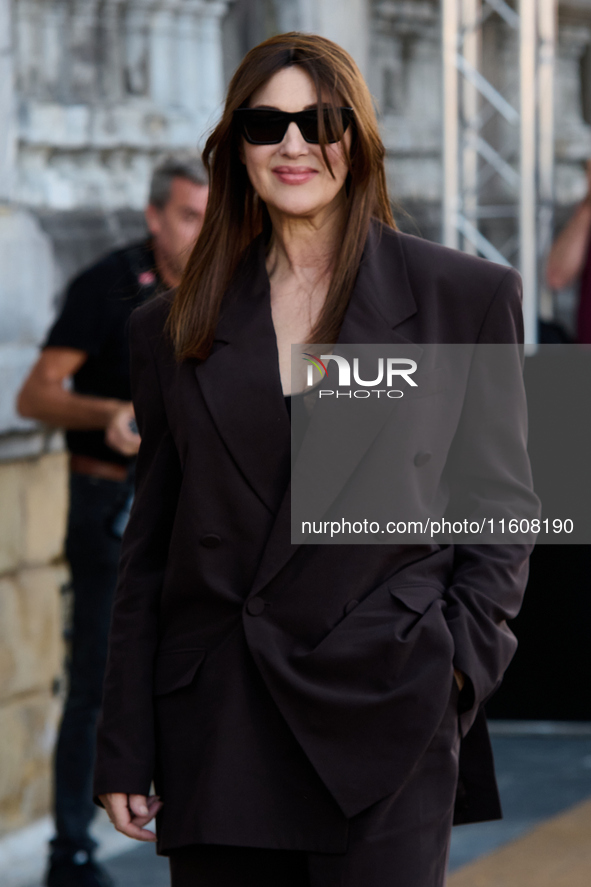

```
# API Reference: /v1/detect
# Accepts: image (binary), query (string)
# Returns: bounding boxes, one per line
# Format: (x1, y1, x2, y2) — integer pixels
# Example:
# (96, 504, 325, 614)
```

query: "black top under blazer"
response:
(94, 221, 535, 854)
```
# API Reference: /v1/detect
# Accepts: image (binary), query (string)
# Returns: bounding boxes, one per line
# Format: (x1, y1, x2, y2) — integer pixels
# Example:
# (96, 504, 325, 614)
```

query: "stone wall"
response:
(0, 452, 68, 837)
(1, 0, 233, 449)
(13, 0, 227, 212)
(0, 0, 232, 849)
(368, 0, 442, 241)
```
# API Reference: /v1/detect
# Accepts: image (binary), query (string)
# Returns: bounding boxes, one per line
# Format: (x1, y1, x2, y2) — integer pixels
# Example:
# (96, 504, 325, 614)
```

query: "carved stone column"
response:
(275, 0, 369, 76)
(0, 0, 16, 201)
(14, 0, 233, 209)
(0, 0, 56, 447)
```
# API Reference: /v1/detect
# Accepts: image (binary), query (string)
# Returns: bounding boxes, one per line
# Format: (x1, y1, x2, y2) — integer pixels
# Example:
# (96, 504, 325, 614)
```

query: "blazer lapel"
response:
(195, 236, 291, 516)
(251, 222, 421, 595)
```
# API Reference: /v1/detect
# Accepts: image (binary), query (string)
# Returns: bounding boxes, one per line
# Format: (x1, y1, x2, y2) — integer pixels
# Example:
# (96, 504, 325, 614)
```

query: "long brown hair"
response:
(168, 32, 395, 360)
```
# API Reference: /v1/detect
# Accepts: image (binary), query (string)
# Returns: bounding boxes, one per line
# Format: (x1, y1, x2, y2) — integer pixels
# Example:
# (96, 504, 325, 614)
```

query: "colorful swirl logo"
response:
(302, 353, 329, 378)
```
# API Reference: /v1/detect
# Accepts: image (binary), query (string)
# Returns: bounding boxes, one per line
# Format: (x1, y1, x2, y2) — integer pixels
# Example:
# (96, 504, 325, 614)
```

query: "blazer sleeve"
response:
(443, 267, 539, 735)
(93, 307, 182, 799)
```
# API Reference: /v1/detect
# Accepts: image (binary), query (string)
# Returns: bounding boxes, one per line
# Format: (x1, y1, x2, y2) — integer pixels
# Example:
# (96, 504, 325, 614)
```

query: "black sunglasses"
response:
(234, 107, 354, 145)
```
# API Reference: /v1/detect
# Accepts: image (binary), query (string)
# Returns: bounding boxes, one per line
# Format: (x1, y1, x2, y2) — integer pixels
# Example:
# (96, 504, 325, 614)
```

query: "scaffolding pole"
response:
(442, 0, 556, 345)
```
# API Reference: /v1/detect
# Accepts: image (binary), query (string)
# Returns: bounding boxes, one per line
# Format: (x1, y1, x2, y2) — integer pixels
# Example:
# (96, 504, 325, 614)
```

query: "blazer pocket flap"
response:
(154, 648, 207, 696)
(388, 583, 443, 614)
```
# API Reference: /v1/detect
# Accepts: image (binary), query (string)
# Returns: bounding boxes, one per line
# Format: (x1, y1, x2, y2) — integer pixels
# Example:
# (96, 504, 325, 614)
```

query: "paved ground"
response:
(448, 732, 591, 870)
(89, 732, 591, 886)
(102, 846, 170, 886)
(448, 798, 591, 887)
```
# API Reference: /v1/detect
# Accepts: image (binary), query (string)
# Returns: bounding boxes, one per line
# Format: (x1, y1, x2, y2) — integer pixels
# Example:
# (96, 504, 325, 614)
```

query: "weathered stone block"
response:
(0, 453, 68, 574)
(0, 465, 21, 575)
(0, 565, 67, 703)
(21, 452, 68, 567)
(0, 693, 61, 837)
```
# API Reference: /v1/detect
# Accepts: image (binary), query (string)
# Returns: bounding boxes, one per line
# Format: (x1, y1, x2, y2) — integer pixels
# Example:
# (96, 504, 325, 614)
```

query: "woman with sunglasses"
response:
(94, 32, 535, 887)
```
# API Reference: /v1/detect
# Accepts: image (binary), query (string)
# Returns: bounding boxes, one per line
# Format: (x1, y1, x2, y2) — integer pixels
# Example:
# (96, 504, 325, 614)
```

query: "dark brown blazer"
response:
(94, 221, 535, 854)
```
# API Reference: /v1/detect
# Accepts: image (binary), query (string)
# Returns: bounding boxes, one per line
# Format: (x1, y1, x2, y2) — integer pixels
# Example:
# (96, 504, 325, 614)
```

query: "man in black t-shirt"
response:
(18, 154, 208, 887)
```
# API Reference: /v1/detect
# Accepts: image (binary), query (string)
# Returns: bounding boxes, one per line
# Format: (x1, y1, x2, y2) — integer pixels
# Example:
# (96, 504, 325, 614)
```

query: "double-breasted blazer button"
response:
(200, 533, 221, 549)
(246, 598, 266, 616)
(414, 451, 432, 467)
(344, 599, 359, 615)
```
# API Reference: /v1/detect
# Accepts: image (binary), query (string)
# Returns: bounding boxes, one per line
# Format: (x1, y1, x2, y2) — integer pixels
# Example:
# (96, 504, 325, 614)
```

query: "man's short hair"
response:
(149, 153, 208, 209)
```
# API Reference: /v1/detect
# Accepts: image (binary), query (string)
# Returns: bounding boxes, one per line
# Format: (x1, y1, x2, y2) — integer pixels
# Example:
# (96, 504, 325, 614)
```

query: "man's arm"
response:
(546, 160, 591, 290)
(17, 347, 140, 456)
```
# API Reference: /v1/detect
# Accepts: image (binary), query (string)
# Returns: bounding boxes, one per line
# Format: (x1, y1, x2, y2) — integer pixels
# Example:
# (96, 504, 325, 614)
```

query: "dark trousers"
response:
(169, 681, 460, 887)
(51, 472, 131, 858)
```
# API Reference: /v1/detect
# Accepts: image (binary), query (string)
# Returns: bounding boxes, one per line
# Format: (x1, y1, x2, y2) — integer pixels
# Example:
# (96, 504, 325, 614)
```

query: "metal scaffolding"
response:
(442, 0, 556, 344)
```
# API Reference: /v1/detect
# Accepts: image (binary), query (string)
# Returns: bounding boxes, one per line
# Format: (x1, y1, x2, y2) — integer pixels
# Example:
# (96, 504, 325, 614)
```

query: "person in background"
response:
(546, 158, 591, 342)
(17, 153, 209, 887)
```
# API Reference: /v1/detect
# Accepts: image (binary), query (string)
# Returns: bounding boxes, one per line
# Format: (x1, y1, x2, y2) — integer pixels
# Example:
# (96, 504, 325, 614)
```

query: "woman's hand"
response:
(99, 792, 163, 841)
